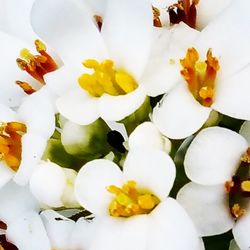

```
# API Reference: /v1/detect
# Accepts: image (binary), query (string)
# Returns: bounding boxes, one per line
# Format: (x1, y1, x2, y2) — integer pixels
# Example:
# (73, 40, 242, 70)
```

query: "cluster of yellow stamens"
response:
(0, 122, 27, 171)
(107, 180, 160, 217)
(16, 39, 57, 94)
(78, 59, 138, 97)
(180, 47, 220, 107)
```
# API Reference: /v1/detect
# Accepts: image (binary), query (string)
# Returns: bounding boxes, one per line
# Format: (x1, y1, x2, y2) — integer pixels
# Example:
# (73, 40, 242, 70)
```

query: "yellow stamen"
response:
(241, 147, 250, 163)
(180, 47, 219, 107)
(107, 180, 160, 217)
(78, 59, 138, 97)
(224, 180, 234, 193)
(231, 203, 245, 219)
(241, 180, 250, 192)
(0, 122, 27, 172)
(16, 39, 57, 84)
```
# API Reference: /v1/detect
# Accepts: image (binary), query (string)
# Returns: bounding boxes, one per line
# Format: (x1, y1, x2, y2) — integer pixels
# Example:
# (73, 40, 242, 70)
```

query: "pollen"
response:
(0, 122, 27, 172)
(16, 39, 57, 84)
(180, 47, 220, 107)
(78, 59, 138, 97)
(231, 203, 245, 219)
(107, 180, 160, 217)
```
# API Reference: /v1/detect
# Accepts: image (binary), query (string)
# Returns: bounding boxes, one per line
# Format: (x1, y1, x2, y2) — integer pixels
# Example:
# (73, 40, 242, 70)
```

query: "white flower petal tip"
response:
(153, 84, 211, 140)
(149, 198, 204, 250)
(101, 0, 153, 80)
(14, 133, 47, 186)
(99, 86, 147, 122)
(0, 181, 39, 225)
(240, 121, 250, 145)
(40, 210, 75, 250)
(29, 161, 67, 207)
(128, 122, 171, 153)
(123, 149, 176, 200)
(74, 159, 123, 216)
(56, 89, 100, 125)
(177, 182, 234, 236)
(6, 211, 51, 250)
(233, 210, 250, 250)
(184, 127, 248, 185)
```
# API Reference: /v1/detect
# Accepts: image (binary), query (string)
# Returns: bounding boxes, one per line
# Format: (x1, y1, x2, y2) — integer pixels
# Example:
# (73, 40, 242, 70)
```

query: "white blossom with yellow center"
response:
(176, 126, 250, 250)
(29, 0, 177, 125)
(0, 88, 55, 188)
(74, 149, 204, 250)
(152, 0, 250, 139)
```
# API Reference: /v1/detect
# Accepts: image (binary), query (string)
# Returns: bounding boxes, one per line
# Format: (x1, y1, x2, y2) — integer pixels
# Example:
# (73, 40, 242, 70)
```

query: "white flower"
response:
(74, 149, 203, 250)
(30, 0, 174, 125)
(176, 126, 250, 249)
(29, 161, 79, 208)
(152, 0, 250, 139)
(0, 89, 55, 187)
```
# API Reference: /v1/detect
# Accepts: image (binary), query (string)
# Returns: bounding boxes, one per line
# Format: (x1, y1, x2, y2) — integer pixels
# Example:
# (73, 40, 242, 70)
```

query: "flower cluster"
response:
(0, 0, 249, 249)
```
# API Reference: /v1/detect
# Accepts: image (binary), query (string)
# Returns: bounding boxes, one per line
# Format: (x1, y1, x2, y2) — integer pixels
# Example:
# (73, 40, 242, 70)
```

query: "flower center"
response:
(107, 180, 160, 217)
(168, 0, 199, 28)
(0, 122, 27, 172)
(180, 47, 220, 107)
(78, 59, 138, 97)
(16, 39, 58, 94)
(225, 148, 250, 219)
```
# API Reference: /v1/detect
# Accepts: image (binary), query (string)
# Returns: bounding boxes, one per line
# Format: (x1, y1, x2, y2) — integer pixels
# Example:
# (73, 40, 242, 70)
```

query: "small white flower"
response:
(0, 89, 55, 187)
(74, 149, 203, 250)
(30, 0, 175, 125)
(152, 0, 250, 139)
(176, 126, 250, 249)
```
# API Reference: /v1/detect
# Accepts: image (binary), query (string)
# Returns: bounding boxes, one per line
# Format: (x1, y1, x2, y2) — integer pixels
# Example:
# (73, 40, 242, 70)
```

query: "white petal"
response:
(17, 87, 55, 139)
(14, 133, 47, 185)
(0, 162, 14, 189)
(101, 0, 153, 79)
(0, 31, 29, 107)
(6, 211, 51, 250)
(184, 127, 248, 185)
(40, 210, 75, 250)
(196, 0, 232, 29)
(128, 121, 171, 153)
(0, 0, 37, 42)
(71, 218, 97, 250)
(0, 181, 39, 225)
(148, 198, 204, 250)
(0, 104, 17, 122)
(123, 149, 176, 200)
(44, 65, 82, 97)
(31, 0, 107, 64)
(30, 162, 67, 207)
(153, 83, 211, 139)
(99, 85, 146, 122)
(83, 0, 107, 15)
(195, 0, 250, 76)
(233, 209, 250, 250)
(89, 216, 148, 250)
(212, 66, 250, 120)
(239, 121, 250, 145)
(75, 159, 123, 216)
(56, 88, 100, 125)
(177, 182, 234, 236)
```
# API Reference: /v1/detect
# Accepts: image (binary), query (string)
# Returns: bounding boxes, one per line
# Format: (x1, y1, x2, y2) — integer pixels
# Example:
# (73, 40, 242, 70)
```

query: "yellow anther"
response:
(195, 61, 207, 74)
(107, 180, 160, 217)
(35, 39, 46, 52)
(241, 180, 250, 192)
(20, 49, 34, 61)
(78, 59, 138, 97)
(180, 48, 219, 107)
(138, 194, 157, 210)
(231, 203, 245, 219)
(224, 180, 234, 193)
